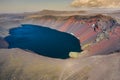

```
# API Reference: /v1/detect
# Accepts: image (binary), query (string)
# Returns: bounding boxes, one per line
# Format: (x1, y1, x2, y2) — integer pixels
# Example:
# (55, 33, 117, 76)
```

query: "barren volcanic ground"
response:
(0, 10, 120, 80)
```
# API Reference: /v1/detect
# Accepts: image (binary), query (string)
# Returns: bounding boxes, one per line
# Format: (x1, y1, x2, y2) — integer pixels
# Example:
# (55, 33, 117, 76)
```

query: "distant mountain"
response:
(37, 9, 86, 15)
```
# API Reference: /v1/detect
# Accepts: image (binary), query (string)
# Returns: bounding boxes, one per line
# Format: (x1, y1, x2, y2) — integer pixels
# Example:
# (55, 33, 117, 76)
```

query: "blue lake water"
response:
(5, 24, 81, 59)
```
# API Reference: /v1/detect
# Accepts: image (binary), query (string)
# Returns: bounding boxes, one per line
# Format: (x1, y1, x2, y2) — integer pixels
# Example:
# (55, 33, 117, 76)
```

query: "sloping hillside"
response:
(0, 48, 120, 80)
(0, 10, 120, 80)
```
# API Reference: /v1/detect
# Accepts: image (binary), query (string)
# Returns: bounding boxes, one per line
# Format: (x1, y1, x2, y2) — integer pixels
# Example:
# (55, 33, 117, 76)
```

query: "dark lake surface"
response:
(5, 24, 81, 59)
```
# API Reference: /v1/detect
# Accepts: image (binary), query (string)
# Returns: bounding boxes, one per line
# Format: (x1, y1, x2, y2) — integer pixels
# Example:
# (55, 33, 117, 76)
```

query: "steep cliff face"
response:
(0, 11, 120, 80)
(0, 11, 120, 56)
(23, 14, 120, 55)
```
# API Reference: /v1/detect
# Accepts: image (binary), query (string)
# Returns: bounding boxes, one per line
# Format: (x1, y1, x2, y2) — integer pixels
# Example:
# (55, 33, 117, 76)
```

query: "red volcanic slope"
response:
(19, 15, 120, 54)
(24, 14, 120, 55)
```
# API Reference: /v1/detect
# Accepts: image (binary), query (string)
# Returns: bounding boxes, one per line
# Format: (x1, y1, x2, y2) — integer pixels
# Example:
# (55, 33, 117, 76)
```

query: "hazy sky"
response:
(0, 0, 74, 13)
(0, 0, 120, 13)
